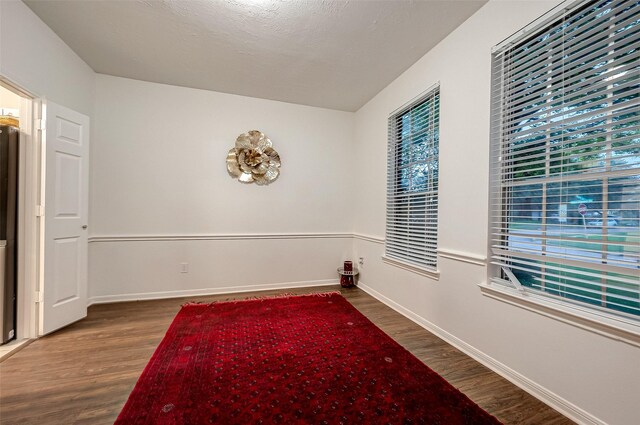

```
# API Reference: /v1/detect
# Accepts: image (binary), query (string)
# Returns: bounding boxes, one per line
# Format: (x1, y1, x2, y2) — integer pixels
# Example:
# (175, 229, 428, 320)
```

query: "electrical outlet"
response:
(359, 257, 364, 266)
(180, 263, 189, 273)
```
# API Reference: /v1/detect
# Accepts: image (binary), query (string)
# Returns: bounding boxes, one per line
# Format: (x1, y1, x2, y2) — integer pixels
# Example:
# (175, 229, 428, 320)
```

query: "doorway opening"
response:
(0, 79, 41, 359)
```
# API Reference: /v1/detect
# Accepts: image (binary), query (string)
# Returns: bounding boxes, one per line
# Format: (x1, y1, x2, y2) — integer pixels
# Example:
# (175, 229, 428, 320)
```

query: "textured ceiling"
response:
(25, 0, 486, 111)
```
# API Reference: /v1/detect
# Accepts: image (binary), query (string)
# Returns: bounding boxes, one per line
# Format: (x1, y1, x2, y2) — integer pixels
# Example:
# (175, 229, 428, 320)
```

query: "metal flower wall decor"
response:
(226, 130, 281, 185)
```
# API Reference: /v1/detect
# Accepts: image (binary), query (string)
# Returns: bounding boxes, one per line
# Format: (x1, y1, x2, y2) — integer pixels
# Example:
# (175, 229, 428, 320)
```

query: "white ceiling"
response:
(25, 0, 486, 111)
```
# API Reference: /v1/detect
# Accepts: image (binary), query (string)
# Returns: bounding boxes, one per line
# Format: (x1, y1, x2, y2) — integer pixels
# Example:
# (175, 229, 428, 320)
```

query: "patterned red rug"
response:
(116, 292, 501, 424)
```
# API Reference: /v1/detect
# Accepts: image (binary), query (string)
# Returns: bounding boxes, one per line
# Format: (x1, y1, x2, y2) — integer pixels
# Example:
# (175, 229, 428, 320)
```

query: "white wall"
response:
(352, 1, 640, 425)
(0, 0, 94, 116)
(89, 74, 354, 302)
(5, 1, 639, 423)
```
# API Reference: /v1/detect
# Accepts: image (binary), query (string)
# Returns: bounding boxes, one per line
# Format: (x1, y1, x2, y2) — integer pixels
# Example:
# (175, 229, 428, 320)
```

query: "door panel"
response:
(52, 237, 79, 305)
(41, 101, 89, 335)
(54, 152, 81, 216)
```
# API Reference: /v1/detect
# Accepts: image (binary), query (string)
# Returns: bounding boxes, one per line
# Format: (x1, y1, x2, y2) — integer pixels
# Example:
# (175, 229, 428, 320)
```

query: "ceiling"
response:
(25, 0, 486, 112)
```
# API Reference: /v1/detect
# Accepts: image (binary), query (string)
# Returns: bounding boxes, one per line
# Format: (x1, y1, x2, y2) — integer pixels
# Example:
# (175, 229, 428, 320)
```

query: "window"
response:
(385, 86, 440, 274)
(490, 0, 640, 324)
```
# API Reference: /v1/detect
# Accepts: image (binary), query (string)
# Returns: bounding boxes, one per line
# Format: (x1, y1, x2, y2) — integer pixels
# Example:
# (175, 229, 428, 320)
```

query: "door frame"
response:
(0, 76, 42, 342)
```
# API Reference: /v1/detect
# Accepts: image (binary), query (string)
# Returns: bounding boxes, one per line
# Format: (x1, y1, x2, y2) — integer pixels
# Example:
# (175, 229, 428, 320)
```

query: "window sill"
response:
(382, 256, 440, 280)
(478, 281, 640, 348)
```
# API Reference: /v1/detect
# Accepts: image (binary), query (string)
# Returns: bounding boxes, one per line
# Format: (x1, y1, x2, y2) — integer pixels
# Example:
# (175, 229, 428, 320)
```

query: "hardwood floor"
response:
(0, 285, 573, 425)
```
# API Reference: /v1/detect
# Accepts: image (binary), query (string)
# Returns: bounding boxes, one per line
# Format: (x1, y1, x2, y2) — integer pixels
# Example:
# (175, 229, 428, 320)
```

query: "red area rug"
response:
(116, 292, 501, 424)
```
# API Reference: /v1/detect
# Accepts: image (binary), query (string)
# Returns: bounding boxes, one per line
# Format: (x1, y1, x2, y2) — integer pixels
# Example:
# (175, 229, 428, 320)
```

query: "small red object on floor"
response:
(340, 260, 355, 287)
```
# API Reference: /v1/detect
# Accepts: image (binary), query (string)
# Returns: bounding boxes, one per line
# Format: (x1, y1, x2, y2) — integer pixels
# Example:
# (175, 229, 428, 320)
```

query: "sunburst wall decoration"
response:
(226, 130, 281, 185)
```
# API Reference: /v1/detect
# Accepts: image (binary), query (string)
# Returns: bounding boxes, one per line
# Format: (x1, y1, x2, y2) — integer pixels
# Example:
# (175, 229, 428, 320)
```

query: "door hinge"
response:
(36, 205, 45, 217)
(35, 290, 44, 304)
(35, 118, 46, 131)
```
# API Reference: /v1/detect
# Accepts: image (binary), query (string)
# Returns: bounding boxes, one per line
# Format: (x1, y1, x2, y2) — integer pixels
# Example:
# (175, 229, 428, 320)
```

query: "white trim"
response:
(381, 255, 440, 280)
(36, 99, 47, 336)
(353, 233, 385, 244)
(0, 338, 33, 362)
(389, 80, 441, 117)
(0, 76, 41, 342)
(357, 281, 607, 425)
(479, 282, 640, 348)
(0, 76, 38, 99)
(436, 248, 487, 266)
(88, 233, 353, 243)
(88, 279, 338, 306)
(352, 238, 490, 268)
(492, 0, 581, 54)
(16, 94, 37, 341)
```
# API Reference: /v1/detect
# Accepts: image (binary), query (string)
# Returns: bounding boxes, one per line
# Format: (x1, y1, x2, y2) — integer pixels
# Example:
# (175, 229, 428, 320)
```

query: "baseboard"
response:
(0, 338, 34, 362)
(88, 279, 339, 306)
(357, 281, 606, 425)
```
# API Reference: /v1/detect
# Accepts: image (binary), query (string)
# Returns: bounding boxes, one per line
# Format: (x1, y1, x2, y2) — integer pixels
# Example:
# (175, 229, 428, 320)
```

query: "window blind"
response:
(490, 0, 640, 319)
(386, 87, 440, 269)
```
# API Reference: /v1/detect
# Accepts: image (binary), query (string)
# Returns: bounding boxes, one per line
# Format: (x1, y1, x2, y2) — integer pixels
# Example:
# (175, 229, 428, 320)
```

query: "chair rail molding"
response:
(352, 233, 385, 244)
(436, 248, 487, 266)
(88, 232, 354, 243)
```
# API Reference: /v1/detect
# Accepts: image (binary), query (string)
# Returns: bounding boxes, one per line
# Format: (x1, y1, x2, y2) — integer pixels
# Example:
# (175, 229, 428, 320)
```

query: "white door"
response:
(40, 101, 89, 335)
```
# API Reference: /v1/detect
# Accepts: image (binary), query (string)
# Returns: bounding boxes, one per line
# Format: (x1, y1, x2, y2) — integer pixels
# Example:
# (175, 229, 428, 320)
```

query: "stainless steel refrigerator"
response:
(0, 124, 18, 345)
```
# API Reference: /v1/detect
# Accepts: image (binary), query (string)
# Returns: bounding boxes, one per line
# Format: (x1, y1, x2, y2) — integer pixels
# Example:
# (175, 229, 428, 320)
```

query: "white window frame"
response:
(384, 83, 440, 280)
(485, 0, 640, 346)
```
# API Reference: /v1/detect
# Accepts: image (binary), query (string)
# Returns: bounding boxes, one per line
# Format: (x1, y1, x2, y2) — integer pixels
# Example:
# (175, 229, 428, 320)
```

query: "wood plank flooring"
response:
(0, 285, 574, 424)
